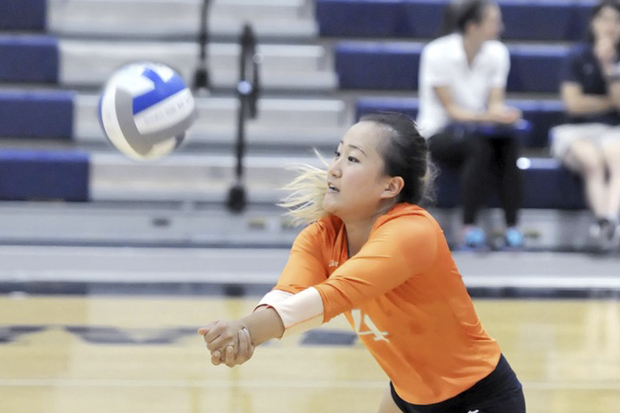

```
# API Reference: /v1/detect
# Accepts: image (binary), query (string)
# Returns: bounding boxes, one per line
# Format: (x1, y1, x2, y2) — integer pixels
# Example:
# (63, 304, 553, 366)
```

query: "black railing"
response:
(227, 24, 260, 213)
(192, 0, 210, 92)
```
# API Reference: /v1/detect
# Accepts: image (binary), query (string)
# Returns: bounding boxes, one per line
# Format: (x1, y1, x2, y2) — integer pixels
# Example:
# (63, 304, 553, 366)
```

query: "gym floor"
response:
(0, 245, 619, 413)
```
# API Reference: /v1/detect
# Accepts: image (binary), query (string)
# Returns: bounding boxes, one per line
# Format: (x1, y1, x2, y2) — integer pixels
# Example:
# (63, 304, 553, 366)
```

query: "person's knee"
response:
(602, 142, 620, 173)
(566, 140, 605, 175)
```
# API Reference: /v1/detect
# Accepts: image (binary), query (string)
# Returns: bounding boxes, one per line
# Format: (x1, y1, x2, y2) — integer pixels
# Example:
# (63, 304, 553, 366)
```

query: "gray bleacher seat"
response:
(47, 0, 317, 42)
(74, 94, 348, 152)
(58, 40, 337, 92)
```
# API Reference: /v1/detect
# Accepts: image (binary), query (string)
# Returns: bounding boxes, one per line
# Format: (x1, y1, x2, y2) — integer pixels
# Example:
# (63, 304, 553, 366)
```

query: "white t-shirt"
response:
(415, 33, 510, 138)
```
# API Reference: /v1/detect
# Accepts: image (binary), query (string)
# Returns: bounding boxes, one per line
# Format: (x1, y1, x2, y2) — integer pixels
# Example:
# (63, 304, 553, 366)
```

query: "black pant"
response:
(391, 354, 526, 413)
(429, 131, 522, 226)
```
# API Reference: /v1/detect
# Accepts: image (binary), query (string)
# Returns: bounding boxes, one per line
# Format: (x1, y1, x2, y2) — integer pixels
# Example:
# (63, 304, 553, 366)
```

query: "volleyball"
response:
(98, 62, 197, 160)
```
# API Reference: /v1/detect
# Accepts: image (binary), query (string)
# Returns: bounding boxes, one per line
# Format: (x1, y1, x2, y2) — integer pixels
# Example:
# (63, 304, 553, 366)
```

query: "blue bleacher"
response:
(356, 97, 564, 149)
(500, 0, 591, 42)
(335, 42, 423, 90)
(0, 91, 74, 140)
(0, 35, 58, 83)
(336, 42, 566, 93)
(507, 44, 568, 94)
(0, 4, 80, 203)
(433, 157, 585, 210)
(316, 0, 407, 38)
(317, 0, 594, 41)
(355, 96, 583, 210)
(0, 150, 90, 202)
(0, 0, 46, 32)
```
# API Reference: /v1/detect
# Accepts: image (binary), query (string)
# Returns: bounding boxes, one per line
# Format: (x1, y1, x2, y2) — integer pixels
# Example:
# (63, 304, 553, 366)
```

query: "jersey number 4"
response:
(351, 309, 389, 342)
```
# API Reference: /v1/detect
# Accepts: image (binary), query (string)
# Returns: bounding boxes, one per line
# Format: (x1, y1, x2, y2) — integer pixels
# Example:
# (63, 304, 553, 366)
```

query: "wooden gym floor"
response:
(1, 293, 619, 413)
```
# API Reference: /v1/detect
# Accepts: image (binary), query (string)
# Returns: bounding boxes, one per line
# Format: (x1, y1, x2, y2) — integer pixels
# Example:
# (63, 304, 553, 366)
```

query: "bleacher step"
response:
(74, 95, 350, 150)
(89, 153, 320, 202)
(48, 0, 317, 41)
(59, 40, 337, 92)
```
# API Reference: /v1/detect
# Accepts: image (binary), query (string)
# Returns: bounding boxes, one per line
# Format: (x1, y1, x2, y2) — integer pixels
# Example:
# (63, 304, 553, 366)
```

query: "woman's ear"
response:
(381, 176, 405, 199)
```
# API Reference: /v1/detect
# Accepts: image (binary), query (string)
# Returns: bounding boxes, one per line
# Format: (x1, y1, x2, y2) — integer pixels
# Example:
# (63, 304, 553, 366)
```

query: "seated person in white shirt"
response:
(416, 0, 524, 250)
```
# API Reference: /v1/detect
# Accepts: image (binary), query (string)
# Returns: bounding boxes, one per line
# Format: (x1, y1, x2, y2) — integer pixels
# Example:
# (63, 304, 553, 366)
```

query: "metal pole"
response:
(227, 24, 260, 213)
(193, 0, 210, 92)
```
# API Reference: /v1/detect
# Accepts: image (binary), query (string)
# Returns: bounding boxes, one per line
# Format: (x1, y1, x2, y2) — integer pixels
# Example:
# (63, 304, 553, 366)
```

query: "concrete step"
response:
(74, 94, 349, 150)
(59, 40, 337, 92)
(0, 201, 299, 247)
(48, 0, 317, 41)
(89, 153, 323, 202)
(1, 201, 619, 261)
(0, 244, 618, 289)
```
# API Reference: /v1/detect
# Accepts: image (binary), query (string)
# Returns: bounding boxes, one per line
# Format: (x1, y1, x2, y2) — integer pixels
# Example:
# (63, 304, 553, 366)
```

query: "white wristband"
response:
(255, 290, 293, 311)
(269, 287, 324, 337)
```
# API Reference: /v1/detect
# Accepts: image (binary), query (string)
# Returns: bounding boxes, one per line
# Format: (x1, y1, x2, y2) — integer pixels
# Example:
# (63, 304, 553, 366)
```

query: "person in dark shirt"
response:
(551, 0, 620, 250)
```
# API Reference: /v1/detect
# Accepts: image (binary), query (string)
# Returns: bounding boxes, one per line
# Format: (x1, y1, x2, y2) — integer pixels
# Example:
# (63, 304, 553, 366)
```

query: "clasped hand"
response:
(488, 106, 522, 125)
(197, 320, 255, 367)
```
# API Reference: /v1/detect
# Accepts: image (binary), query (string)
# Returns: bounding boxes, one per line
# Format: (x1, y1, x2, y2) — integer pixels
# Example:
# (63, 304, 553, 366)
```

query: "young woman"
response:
(416, 0, 524, 250)
(551, 0, 620, 250)
(198, 113, 526, 413)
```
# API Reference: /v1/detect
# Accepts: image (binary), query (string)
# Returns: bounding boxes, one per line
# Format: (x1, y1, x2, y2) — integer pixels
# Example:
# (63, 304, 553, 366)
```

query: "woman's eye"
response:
(348, 156, 359, 163)
(334, 151, 341, 158)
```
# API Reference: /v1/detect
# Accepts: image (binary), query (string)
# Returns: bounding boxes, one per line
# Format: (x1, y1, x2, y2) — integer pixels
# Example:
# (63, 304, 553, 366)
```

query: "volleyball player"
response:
(199, 113, 526, 413)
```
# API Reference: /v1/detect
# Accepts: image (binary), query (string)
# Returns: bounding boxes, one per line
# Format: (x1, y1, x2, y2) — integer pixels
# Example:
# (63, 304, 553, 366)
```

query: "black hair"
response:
(441, 0, 495, 35)
(586, 0, 620, 43)
(359, 112, 435, 206)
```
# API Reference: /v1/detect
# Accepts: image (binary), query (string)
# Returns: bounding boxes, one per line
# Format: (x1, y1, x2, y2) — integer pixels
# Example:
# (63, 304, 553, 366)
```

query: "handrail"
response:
(227, 23, 261, 213)
(193, 0, 210, 92)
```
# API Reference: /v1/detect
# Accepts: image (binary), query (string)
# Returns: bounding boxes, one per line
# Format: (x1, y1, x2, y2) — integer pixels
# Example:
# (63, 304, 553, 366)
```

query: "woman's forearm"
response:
(241, 307, 285, 346)
(565, 94, 613, 115)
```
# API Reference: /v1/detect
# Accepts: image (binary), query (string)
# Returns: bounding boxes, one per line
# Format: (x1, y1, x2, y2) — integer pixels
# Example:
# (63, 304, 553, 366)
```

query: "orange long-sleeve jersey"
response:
(271, 203, 501, 405)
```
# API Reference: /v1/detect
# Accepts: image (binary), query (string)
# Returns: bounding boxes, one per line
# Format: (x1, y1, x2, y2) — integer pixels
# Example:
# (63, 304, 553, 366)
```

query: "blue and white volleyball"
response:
(98, 62, 196, 160)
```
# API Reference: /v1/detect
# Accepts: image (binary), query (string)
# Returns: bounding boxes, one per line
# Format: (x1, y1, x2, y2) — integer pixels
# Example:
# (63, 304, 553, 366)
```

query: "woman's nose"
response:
(328, 158, 342, 177)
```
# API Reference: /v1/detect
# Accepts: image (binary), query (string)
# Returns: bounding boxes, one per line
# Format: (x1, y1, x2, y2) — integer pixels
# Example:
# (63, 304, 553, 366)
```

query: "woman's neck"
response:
(344, 203, 396, 257)
(345, 224, 374, 258)
(462, 34, 484, 66)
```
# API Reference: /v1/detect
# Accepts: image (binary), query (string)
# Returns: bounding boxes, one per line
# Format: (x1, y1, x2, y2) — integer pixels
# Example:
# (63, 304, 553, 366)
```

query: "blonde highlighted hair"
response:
(277, 150, 330, 226)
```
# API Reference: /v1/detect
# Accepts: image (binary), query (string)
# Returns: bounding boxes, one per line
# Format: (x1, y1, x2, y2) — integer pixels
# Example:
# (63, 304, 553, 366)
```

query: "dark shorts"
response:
(390, 354, 526, 413)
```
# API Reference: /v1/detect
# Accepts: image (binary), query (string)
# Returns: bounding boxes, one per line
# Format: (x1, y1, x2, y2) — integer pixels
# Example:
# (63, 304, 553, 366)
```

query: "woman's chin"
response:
(322, 199, 338, 215)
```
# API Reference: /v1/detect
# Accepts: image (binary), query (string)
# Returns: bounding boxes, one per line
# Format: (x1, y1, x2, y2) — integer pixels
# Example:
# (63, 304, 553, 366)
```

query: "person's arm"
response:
(595, 36, 620, 111)
(199, 306, 284, 348)
(198, 222, 329, 366)
(198, 290, 323, 368)
(419, 41, 485, 123)
(433, 42, 518, 125)
(434, 86, 519, 124)
(607, 77, 620, 111)
(558, 42, 616, 115)
(199, 217, 438, 365)
(561, 82, 613, 115)
(486, 87, 522, 123)
(434, 85, 488, 122)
